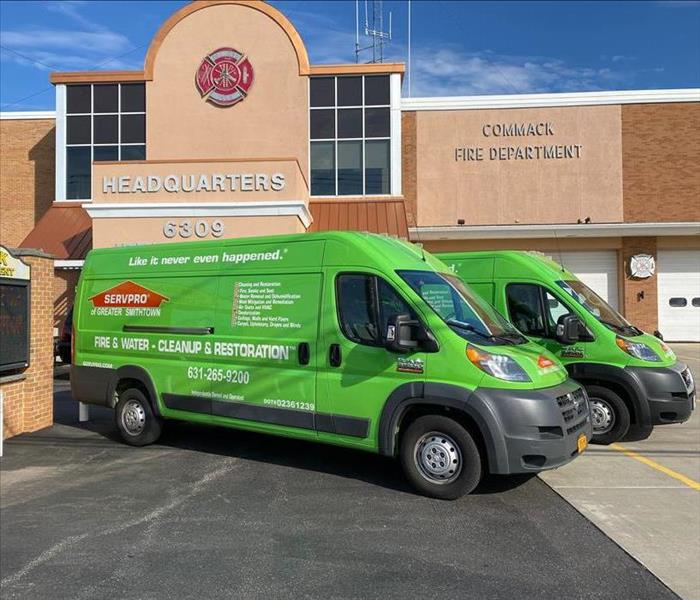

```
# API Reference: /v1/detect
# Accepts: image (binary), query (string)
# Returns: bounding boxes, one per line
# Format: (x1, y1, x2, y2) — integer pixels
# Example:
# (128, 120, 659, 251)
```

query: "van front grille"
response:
(557, 387, 588, 426)
(566, 419, 588, 436)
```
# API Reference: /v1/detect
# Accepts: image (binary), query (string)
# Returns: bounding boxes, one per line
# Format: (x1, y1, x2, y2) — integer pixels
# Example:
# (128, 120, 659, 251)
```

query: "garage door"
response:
(657, 250, 700, 342)
(546, 251, 619, 311)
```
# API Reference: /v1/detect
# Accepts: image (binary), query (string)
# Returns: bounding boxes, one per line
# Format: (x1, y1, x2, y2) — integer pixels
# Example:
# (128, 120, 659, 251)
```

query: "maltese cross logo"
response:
(195, 47, 254, 107)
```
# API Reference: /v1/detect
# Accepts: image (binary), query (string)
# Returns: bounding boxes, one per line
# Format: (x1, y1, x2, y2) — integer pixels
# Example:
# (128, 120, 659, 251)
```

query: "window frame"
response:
(335, 272, 418, 348)
(505, 283, 548, 338)
(505, 282, 578, 339)
(63, 83, 146, 201)
(309, 75, 392, 197)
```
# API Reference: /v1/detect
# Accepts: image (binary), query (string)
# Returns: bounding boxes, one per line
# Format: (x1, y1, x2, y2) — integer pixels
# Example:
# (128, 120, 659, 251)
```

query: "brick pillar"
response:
(1, 250, 54, 440)
(22, 253, 55, 432)
(621, 237, 658, 334)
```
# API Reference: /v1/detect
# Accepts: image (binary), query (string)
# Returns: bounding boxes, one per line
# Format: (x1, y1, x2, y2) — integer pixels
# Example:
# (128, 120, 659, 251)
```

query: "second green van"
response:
(438, 250, 695, 444)
(72, 233, 591, 499)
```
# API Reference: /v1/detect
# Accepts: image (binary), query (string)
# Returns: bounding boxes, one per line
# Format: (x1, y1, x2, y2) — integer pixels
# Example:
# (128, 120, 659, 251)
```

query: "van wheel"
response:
(400, 415, 482, 500)
(586, 385, 630, 445)
(115, 387, 162, 446)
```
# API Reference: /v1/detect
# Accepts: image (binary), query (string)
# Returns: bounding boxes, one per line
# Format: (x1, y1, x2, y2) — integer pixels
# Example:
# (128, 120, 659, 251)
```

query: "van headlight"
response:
(615, 337, 661, 362)
(466, 345, 531, 382)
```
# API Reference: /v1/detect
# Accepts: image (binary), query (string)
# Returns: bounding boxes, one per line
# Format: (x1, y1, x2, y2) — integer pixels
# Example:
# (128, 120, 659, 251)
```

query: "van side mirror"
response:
(386, 314, 419, 353)
(385, 314, 440, 354)
(556, 314, 581, 345)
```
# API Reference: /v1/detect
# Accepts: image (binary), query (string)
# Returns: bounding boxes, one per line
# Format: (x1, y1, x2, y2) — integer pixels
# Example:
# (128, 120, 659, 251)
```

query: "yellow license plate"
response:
(577, 434, 588, 454)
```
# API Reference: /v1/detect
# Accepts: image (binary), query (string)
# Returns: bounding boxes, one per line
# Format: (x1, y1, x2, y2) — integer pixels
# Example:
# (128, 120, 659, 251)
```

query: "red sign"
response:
(195, 47, 254, 107)
(90, 281, 169, 308)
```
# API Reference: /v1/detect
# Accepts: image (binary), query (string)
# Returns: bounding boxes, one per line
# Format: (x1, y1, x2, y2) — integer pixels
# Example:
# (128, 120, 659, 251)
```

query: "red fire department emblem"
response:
(195, 47, 254, 107)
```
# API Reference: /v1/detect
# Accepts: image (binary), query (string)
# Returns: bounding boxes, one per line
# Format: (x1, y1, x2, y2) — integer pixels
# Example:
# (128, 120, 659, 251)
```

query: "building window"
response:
(65, 83, 146, 200)
(310, 75, 391, 196)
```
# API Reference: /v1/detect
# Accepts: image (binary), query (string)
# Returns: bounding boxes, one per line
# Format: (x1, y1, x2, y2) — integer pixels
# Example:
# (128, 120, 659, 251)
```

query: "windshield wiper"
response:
(446, 319, 518, 345)
(599, 319, 629, 334)
(602, 320, 642, 337)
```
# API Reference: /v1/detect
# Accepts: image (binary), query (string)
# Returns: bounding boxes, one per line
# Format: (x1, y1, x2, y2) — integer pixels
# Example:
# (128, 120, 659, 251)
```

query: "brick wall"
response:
(622, 103, 700, 223)
(0, 119, 56, 247)
(621, 237, 659, 333)
(402, 111, 417, 227)
(54, 269, 80, 327)
(1, 251, 54, 440)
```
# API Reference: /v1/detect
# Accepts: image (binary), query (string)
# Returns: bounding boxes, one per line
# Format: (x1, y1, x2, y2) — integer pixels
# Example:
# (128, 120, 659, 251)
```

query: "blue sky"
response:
(1, 0, 699, 110)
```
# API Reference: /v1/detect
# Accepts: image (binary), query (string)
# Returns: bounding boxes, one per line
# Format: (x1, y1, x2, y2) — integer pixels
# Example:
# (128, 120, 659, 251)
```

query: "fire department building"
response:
(1, 0, 699, 340)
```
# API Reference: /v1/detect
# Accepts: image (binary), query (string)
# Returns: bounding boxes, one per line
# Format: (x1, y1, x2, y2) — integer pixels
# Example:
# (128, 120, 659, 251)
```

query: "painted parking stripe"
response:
(610, 443, 700, 491)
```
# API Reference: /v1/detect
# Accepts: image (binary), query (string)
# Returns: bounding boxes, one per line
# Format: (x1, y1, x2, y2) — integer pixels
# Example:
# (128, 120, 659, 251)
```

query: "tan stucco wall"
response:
(414, 105, 623, 227)
(92, 159, 307, 203)
(92, 215, 304, 248)
(146, 3, 308, 176)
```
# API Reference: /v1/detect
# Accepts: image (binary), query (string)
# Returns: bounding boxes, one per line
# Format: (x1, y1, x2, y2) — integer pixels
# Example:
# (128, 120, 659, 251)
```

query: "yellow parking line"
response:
(610, 443, 700, 491)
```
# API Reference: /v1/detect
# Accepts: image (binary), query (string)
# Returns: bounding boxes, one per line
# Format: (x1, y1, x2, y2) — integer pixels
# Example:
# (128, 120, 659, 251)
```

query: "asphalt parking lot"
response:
(2, 349, 697, 599)
(0, 382, 674, 600)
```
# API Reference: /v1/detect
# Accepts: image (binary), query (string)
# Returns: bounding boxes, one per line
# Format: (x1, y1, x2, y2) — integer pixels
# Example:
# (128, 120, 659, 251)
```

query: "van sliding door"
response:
(209, 271, 323, 438)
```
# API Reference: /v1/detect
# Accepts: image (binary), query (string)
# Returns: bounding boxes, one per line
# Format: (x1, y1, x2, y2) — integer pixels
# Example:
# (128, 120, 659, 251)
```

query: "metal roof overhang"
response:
(20, 204, 92, 262)
(409, 222, 700, 241)
(309, 199, 409, 238)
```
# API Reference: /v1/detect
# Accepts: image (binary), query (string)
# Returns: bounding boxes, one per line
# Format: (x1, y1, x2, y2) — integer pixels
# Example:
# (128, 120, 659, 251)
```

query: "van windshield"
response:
(399, 270, 526, 345)
(556, 280, 641, 336)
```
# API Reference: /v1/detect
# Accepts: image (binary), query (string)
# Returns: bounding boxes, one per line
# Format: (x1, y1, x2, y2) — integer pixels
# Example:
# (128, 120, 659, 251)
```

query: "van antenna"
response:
(553, 230, 565, 272)
(411, 222, 426, 261)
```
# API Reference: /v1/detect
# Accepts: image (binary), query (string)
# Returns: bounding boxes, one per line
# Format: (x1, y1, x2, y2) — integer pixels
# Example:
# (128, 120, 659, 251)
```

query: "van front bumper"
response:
(471, 380, 592, 475)
(625, 361, 695, 426)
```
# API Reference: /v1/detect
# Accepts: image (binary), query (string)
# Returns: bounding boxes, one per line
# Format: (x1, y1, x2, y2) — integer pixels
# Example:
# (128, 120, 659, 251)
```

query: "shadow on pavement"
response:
(51, 381, 535, 497)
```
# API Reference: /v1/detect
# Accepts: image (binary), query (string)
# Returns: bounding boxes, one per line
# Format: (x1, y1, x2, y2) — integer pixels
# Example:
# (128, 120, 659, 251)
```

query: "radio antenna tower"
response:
(355, 0, 392, 63)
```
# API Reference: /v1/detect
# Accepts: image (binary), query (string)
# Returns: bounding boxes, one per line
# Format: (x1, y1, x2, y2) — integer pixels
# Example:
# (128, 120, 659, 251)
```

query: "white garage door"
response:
(657, 250, 700, 342)
(546, 251, 619, 311)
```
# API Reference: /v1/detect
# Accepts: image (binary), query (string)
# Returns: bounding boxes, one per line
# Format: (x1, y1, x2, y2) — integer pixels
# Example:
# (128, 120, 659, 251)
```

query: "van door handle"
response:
(329, 343, 342, 367)
(298, 342, 310, 365)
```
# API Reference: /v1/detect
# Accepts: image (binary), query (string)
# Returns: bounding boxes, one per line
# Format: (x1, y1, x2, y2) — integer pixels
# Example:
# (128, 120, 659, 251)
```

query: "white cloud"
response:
(611, 55, 636, 63)
(0, 1, 136, 73)
(284, 8, 362, 64)
(45, 1, 105, 32)
(1, 30, 131, 54)
(285, 8, 636, 96)
(405, 46, 635, 96)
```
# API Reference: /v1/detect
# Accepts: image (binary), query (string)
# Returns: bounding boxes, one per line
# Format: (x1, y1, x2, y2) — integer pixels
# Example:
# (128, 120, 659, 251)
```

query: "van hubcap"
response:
(122, 399, 146, 436)
(589, 398, 615, 434)
(415, 432, 462, 484)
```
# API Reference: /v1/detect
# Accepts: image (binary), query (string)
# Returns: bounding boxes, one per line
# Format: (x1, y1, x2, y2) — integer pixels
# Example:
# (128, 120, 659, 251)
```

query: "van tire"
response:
(115, 387, 163, 446)
(400, 415, 482, 500)
(586, 385, 630, 445)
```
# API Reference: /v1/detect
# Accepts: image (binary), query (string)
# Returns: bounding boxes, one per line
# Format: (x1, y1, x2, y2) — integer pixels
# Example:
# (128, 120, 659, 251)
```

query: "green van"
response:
(72, 233, 591, 499)
(437, 251, 695, 444)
